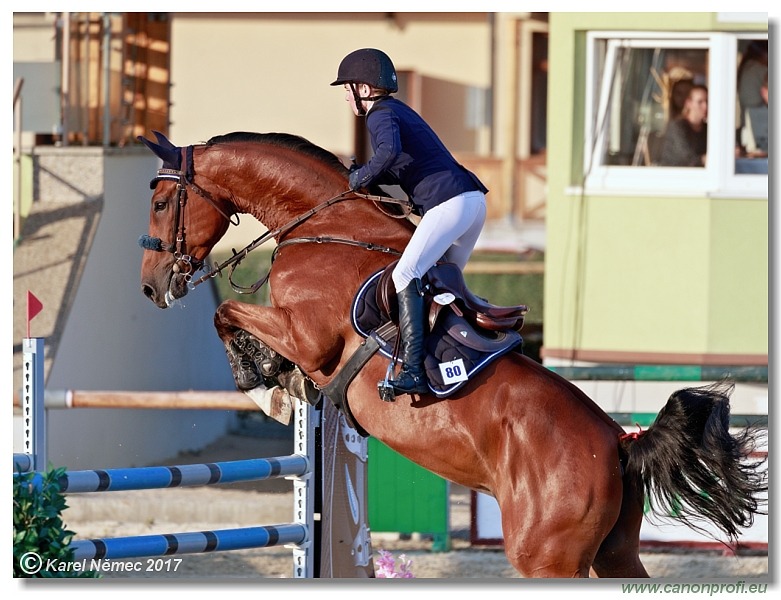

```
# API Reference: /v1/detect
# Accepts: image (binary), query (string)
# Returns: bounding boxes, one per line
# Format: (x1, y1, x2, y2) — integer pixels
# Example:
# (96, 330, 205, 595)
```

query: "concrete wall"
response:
(13, 149, 238, 470)
(168, 13, 493, 157)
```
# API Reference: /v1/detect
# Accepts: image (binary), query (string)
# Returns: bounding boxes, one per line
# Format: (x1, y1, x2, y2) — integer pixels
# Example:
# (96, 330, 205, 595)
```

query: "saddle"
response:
(350, 262, 525, 397)
(323, 263, 526, 437)
(375, 260, 528, 333)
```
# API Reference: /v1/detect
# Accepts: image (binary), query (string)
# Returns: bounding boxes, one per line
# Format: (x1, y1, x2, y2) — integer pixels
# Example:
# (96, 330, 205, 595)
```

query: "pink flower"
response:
(375, 549, 415, 578)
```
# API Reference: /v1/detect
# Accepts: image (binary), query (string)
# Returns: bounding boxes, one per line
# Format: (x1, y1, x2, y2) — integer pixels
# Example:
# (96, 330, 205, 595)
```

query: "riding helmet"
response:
(330, 48, 398, 93)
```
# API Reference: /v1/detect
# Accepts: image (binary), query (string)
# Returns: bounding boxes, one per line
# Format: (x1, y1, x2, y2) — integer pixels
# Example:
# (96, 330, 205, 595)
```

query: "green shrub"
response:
(13, 467, 99, 578)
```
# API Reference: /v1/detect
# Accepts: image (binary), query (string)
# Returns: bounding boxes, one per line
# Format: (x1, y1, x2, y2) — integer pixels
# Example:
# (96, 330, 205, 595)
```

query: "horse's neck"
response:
(224, 154, 345, 229)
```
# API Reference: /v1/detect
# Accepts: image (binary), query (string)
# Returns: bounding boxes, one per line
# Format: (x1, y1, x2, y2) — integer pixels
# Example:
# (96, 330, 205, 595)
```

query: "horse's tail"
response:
(621, 380, 767, 543)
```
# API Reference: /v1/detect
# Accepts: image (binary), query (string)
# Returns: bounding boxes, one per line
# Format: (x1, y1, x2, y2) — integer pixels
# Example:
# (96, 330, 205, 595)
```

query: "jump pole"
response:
(63, 399, 317, 576)
(13, 331, 374, 578)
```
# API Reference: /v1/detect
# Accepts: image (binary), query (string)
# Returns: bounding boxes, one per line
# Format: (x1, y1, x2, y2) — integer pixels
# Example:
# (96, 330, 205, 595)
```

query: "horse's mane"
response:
(206, 131, 406, 215)
(206, 131, 348, 175)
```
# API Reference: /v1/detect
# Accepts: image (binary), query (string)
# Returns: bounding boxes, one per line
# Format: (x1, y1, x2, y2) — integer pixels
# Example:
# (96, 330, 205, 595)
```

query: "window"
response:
(584, 32, 767, 198)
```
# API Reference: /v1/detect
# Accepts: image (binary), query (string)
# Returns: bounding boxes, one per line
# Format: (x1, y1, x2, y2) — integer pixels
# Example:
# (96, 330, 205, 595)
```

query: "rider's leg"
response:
(389, 191, 486, 395)
(387, 277, 428, 394)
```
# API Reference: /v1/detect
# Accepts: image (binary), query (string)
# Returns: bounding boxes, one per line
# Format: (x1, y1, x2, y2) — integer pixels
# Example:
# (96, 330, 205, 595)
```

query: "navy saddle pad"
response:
(351, 268, 523, 397)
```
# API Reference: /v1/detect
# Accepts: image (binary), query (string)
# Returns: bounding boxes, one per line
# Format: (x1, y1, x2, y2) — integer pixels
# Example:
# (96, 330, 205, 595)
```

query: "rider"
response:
(332, 48, 488, 396)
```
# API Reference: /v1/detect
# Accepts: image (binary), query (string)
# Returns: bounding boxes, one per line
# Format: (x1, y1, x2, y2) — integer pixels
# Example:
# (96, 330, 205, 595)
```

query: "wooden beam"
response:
(13, 390, 258, 411)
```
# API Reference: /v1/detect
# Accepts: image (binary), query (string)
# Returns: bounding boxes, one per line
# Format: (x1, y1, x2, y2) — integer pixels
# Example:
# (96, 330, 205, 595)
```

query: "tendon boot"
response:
(234, 329, 285, 378)
(388, 278, 429, 395)
(225, 340, 262, 391)
(277, 366, 321, 406)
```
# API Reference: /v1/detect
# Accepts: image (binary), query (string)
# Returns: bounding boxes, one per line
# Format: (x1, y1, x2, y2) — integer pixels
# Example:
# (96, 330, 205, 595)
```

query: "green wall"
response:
(544, 13, 768, 363)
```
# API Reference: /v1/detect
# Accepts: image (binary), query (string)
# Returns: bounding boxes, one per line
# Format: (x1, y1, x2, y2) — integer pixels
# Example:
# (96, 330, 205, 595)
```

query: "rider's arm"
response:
(349, 106, 401, 189)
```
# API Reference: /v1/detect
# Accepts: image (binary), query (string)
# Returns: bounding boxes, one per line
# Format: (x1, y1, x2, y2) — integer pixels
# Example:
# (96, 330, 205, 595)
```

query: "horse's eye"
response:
(154, 200, 167, 212)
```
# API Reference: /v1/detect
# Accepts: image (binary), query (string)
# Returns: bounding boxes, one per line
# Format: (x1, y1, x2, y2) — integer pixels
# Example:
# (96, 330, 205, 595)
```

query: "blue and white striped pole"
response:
(70, 524, 308, 560)
(61, 398, 318, 577)
(56, 455, 309, 493)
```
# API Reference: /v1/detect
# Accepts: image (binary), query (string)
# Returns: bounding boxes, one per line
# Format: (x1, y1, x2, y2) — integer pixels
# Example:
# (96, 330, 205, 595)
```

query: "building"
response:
(12, 11, 768, 466)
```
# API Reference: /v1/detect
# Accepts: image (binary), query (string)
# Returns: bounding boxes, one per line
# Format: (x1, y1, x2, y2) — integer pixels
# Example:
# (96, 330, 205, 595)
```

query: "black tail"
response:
(622, 380, 767, 543)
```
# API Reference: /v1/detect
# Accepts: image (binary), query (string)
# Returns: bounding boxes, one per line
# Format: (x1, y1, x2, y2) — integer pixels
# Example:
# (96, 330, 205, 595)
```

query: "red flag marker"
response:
(26, 291, 43, 338)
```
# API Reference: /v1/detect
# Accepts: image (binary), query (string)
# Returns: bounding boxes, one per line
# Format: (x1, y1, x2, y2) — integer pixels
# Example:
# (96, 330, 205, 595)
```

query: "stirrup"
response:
(377, 359, 397, 402)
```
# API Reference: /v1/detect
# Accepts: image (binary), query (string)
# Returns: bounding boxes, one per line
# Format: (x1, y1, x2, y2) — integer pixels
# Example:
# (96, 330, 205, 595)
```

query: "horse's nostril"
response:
(142, 284, 155, 300)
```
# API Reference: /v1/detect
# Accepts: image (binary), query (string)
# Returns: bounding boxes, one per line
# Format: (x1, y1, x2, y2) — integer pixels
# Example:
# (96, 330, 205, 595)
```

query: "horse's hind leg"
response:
(500, 478, 620, 577)
(591, 475, 649, 578)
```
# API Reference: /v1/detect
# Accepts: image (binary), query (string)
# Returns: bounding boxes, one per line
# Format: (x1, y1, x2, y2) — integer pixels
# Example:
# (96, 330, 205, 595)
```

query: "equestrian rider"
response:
(332, 48, 488, 396)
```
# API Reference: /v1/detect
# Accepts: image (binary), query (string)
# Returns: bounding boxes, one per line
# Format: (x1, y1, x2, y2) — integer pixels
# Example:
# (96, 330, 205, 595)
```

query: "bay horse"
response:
(138, 131, 765, 578)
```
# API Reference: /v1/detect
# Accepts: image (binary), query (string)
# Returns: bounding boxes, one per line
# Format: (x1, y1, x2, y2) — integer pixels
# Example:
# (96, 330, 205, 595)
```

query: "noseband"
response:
(139, 145, 239, 282)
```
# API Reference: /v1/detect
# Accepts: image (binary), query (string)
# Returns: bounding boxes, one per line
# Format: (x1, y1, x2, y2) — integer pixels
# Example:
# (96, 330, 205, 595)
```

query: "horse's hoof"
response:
(226, 340, 263, 391)
(234, 329, 285, 377)
(235, 373, 263, 391)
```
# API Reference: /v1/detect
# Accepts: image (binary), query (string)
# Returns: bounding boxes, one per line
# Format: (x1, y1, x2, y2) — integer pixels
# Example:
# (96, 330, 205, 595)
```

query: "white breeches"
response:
(392, 190, 487, 292)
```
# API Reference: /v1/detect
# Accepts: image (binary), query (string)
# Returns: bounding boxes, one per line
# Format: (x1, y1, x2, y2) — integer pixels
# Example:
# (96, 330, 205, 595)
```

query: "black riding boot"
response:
(389, 278, 428, 395)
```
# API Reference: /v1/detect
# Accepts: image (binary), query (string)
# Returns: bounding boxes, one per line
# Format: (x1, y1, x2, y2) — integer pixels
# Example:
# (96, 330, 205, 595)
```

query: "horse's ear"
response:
(152, 130, 177, 150)
(137, 133, 182, 171)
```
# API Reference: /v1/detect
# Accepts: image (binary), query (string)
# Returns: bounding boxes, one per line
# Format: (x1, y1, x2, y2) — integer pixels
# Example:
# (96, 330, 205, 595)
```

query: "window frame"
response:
(583, 31, 767, 199)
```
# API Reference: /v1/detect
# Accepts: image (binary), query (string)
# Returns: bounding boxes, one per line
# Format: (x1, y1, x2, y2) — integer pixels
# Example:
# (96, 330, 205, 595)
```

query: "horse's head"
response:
(138, 131, 233, 308)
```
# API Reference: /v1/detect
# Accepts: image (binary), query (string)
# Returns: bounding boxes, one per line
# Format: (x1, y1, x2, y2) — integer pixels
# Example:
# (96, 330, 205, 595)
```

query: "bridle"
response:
(139, 144, 412, 294)
(139, 145, 239, 280)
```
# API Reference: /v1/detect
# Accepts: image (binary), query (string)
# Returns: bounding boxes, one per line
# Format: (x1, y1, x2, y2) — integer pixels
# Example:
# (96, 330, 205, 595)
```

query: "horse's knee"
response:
(591, 480, 648, 578)
(502, 526, 594, 578)
(213, 300, 245, 338)
(213, 301, 229, 330)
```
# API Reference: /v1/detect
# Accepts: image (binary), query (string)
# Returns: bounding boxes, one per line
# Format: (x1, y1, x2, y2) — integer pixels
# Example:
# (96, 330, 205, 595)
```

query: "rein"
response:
(192, 192, 407, 294)
(140, 143, 412, 294)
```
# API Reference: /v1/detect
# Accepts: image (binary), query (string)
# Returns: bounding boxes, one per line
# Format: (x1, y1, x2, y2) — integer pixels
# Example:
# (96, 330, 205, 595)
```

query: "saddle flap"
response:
(375, 261, 399, 322)
(441, 309, 513, 353)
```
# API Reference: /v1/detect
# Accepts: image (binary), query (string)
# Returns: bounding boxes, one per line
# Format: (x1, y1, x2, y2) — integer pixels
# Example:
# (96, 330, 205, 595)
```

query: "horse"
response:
(138, 130, 766, 578)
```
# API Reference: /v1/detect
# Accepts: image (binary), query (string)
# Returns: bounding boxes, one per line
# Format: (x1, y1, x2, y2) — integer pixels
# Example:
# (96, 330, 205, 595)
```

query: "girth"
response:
(321, 321, 398, 437)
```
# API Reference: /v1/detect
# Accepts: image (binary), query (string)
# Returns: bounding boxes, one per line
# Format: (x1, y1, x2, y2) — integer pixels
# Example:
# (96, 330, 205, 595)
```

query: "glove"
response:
(348, 168, 362, 191)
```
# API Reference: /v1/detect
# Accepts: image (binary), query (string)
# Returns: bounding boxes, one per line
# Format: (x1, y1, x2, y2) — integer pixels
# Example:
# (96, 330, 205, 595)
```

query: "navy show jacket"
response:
(350, 96, 488, 215)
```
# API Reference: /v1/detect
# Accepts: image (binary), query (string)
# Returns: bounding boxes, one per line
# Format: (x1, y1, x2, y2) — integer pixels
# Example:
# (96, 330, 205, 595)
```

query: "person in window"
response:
(331, 48, 488, 396)
(668, 77, 694, 122)
(663, 65, 695, 122)
(659, 84, 708, 167)
(738, 40, 768, 119)
(744, 72, 768, 156)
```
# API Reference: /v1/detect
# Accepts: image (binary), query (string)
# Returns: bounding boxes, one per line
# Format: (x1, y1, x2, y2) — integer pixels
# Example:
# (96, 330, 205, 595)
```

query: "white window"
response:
(584, 32, 767, 198)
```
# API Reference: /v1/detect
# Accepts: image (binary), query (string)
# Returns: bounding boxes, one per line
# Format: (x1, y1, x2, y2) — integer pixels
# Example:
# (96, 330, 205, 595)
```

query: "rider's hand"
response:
(348, 168, 362, 191)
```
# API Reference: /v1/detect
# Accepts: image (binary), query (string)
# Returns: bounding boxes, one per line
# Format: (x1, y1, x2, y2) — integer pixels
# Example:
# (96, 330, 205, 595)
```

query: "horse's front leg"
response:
(214, 300, 321, 403)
